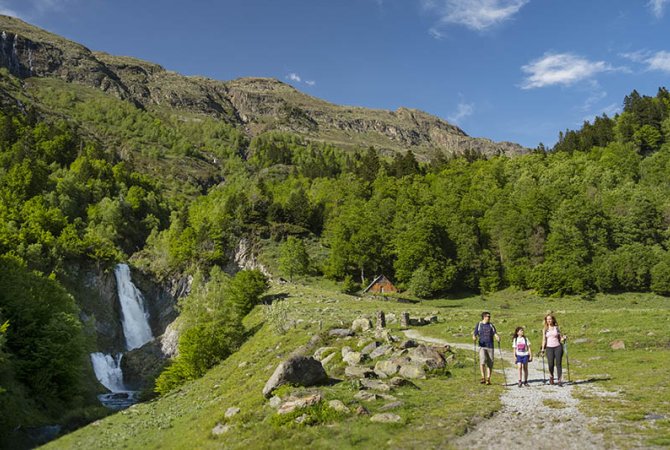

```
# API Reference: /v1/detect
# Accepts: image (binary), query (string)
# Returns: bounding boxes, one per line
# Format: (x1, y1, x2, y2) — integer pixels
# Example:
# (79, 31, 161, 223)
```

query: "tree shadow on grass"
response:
(261, 292, 289, 305)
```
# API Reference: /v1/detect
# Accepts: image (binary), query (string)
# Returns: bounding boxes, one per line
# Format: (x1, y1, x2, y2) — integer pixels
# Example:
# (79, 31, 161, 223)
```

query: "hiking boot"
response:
(518, 381, 523, 387)
(557, 379, 563, 387)
(549, 377, 554, 385)
(524, 381, 530, 387)
(486, 378, 491, 385)
(480, 377, 486, 384)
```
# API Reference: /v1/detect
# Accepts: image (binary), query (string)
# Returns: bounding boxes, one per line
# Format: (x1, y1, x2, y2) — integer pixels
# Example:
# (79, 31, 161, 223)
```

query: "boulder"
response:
(211, 423, 230, 436)
(343, 351, 364, 365)
(407, 345, 446, 369)
(380, 401, 403, 411)
(360, 379, 391, 392)
(320, 352, 337, 367)
(424, 315, 439, 324)
(262, 356, 328, 398)
(610, 340, 625, 350)
(345, 366, 375, 378)
(277, 393, 323, 415)
(341, 346, 353, 357)
(225, 407, 240, 418)
(369, 344, 393, 359)
(360, 341, 380, 355)
(399, 339, 419, 349)
(399, 364, 426, 379)
(329, 328, 354, 337)
(352, 318, 373, 332)
(268, 396, 282, 408)
(388, 377, 418, 389)
(374, 360, 401, 377)
(313, 346, 337, 361)
(370, 413, 402, 423)
(354, 391, 380, 402)
(328, 399, 350, 414)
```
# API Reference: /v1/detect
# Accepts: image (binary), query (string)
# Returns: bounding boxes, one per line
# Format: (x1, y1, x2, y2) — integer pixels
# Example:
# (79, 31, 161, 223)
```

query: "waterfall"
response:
(114, 263, 153, 350)
(90, 352, 125, 392)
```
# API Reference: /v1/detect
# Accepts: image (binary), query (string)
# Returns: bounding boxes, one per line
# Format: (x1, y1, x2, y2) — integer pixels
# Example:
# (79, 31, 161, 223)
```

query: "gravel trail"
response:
(403, 329, 606, 449)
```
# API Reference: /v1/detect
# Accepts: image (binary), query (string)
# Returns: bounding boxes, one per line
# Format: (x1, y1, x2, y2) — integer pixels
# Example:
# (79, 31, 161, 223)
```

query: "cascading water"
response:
(114, 263, 153, 350)
(89, 263, 153, 409)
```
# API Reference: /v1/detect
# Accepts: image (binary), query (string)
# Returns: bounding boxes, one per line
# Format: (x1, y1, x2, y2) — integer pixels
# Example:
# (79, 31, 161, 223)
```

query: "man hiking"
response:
(473, 311, 500, 385)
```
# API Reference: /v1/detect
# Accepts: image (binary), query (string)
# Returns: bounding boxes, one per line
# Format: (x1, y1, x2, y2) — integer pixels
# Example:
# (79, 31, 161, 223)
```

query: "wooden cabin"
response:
(363, 275, 397, 294)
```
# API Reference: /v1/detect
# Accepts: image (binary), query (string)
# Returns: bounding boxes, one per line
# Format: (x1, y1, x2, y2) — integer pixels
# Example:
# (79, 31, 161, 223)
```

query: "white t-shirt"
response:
(513, 337, 530, 356)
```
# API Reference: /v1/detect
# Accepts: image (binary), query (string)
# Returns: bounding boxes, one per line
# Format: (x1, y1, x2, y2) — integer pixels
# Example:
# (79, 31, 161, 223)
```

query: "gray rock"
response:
(343, 351, 364, 365)
(352, 318, 373, 332)
(399, 339, 419, 349)
(408, 345, 446, 369)
(360, 341, 380, 355)
(370, 344, 393, 359)
(344, 366, 375, 378)
(610, 340, 625, 350)
(341, 346, 353, 357)
(355, 405, 370, 415)
(354, 391, 380, 402)
(277, 393, 323, 414)
(224, 407, 240, 418)
(320, 352, 337, 367)
(424, 315, 439, 324)
(328, 399, 350, 413)
(399, 364, 426, 379)
(374, 360, 401, 377)
(380, 401, 404, 411)
(211, 423, 230, 436)
(269, 396, 282, 408)
(329, 328, 354, 337)
(573, 338, 590, 344)
(262, 356, 328, 398)
(388, 377, 418, 389)
(360, 379, 391, 392)
(370, 413, 402, 423)
(313, 346, 337, 361)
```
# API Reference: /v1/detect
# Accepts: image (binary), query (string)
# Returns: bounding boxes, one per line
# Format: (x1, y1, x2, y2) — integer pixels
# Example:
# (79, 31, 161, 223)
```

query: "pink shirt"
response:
(545, 327, 561, 347)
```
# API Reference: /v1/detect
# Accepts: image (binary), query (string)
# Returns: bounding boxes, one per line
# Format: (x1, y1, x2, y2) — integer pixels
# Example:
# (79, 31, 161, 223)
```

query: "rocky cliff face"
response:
(0, 15, 528, 160)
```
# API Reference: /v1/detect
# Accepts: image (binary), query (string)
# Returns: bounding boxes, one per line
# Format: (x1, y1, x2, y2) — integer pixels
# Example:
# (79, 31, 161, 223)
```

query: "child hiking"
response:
(541, 314, 567, 386)
(473, 311, 500, 385)
(512, 327, 532, 387)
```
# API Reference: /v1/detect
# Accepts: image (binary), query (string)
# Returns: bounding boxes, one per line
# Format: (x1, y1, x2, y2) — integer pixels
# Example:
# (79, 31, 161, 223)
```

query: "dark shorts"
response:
(515, 355, 529, 365)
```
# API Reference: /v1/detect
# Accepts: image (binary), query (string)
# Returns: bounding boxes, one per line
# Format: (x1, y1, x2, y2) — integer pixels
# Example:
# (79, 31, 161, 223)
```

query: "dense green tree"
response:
(279, 236, 310, 281)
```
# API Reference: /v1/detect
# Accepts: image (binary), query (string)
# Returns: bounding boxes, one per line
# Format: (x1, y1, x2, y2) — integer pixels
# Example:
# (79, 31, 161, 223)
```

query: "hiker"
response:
(512, 326, 532, 387)
(541, 314, 566, 386)
(473, 311, 500, 385)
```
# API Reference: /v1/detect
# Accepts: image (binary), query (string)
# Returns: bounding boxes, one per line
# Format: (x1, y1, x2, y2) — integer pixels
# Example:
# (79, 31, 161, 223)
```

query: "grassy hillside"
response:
(44, 283, 670, 449)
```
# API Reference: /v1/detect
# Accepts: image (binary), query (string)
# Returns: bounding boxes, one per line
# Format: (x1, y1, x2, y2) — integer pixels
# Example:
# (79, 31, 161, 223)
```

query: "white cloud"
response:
(428, 27, 445, 39)
(448, 101, 474, 124)
(422, 0, 529, 31)
(647, 50, 670, 72)
(287, 73, 302, 83)
(0, 0, 74, 20)
(305, 80, 316, 86)
(648, 0, 669, 18)
(0, 6, 21, 18)
(581, 89, 607, 112)
(520, 53, 612, 89)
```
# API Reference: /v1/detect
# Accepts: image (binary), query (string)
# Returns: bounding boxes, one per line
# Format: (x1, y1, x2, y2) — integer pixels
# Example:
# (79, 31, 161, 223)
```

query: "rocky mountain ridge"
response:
(0, 15, 527, 159)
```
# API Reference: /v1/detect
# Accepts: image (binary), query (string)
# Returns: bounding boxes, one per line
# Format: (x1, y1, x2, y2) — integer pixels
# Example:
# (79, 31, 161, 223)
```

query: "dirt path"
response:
(403, 330, 606, 449)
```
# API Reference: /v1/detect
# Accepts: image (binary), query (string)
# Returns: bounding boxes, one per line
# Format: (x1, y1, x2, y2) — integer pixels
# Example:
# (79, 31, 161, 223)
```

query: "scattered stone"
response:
(380, 401, 404, 411)
(343, 351, 364, 365)
(328, 399, 351, 413)
(610, 340, 625, 350)
(370, 413, 402, 423)
(238, 361, 248, 368)
(211, 423, 230, 436)
(295, 414, 309, 424)
(599, 329, 611, 334)
(262, 356, 328, 398)
(352, 318, 373, 332)
(374, 360, 402, 377)
(354, 391, 380, 402)
(360, 379, 391, 392)
(645, 413, 665, 420)
(386, 313, 397, 324)
(320, 352, 337, 367)
(341, 346, 353, 357)
(379, 393, 398, 401)
(269, 396, 282, 408)
(376, 311, 386, 329)
(355, 405, 370, 415)
(573, 338, 590, 344)
(399, 364, 426, 379)
(313, 346, 337, 361)
(329, 328, 354, 338)
(399, 339, 418, 349)
(388, 377, 418, 389)
(225, 407, 240, 418)
(360, 341, 380, 355)
(424, 315, 439, 324)
(369, 344, 393, 359)
(408, 345, 446, 369)
(278, 393, 323, 415)
(345, 366, 375, 378)
(400, 312, 410, 328)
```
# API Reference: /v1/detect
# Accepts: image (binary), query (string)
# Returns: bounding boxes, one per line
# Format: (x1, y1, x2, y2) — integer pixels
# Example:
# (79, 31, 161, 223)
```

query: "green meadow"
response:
(44, 283, 670, 449)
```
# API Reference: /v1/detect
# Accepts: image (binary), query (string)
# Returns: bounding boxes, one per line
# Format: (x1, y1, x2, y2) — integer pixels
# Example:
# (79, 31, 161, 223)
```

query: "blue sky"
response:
(2, 0, 670, 148)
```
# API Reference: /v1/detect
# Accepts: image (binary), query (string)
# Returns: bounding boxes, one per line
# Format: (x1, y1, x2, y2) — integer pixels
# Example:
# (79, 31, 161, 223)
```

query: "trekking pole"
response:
(564, 338, 571, 383)
(473, 341, 478, 384)
(497, 341, 508, 386)
(541, 350, 546, 384)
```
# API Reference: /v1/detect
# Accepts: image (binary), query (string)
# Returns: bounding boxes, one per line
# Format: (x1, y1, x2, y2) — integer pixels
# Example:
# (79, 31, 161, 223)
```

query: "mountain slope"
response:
(0, 15, 527, 160)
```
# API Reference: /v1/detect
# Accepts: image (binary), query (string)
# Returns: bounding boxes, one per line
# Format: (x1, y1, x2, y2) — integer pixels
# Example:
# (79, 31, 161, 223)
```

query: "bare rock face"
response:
(262, 356, 328, 398)
(0, 15, 529, 162)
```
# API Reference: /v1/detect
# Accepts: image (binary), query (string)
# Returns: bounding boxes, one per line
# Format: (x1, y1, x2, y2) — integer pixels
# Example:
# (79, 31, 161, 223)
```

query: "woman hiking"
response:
(541, 314, 567, 386)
